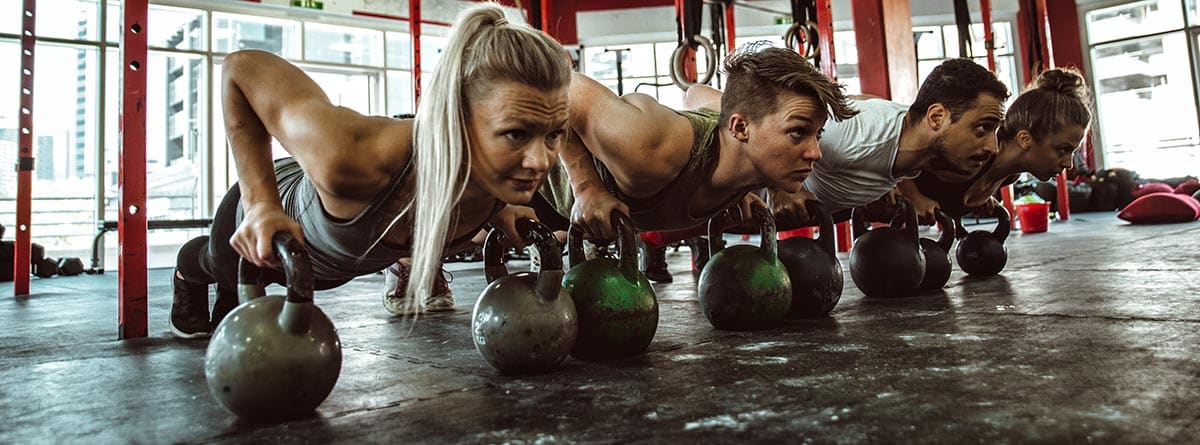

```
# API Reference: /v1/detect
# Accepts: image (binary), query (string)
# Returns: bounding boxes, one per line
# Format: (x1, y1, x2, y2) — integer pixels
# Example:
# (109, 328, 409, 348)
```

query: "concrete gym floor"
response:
(2, 212, 1198, 443)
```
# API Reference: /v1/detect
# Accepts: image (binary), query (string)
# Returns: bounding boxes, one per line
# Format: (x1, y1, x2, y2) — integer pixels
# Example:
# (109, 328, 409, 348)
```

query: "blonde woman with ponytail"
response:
(899, 67, 1094, 223)
(168, 3, 572, 338)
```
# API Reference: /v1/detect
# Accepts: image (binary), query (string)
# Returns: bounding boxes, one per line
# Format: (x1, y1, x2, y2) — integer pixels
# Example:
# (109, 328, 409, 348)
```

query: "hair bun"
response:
(1036, 68, 1086, 96)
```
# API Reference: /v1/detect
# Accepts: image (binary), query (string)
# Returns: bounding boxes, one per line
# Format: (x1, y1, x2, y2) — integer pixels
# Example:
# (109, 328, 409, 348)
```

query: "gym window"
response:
(1085, 0, 1200, 178)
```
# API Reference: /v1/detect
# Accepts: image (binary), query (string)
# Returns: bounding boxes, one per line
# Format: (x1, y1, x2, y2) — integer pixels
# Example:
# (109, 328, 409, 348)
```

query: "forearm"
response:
(223, 64, 282, 213)
(559, 130, 608, 196)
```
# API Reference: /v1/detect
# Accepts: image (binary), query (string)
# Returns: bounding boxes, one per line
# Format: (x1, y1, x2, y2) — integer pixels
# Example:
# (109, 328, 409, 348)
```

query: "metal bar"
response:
(350, 10, 453, 27)
(119, 0, 149, 339)
(15, 0, 36, 296)
(410, 0, 421, 106)
(720, 0, 790, 17)
(96, 0, 108, 263)
(541, 0, 552, 34)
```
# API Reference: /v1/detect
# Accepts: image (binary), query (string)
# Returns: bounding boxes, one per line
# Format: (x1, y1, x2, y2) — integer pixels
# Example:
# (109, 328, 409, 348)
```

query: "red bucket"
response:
(1017, 202, 1050, 233)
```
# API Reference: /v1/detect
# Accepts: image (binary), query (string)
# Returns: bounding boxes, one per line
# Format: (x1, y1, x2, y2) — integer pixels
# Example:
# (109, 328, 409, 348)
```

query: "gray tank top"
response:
(243, 158, 497, 281)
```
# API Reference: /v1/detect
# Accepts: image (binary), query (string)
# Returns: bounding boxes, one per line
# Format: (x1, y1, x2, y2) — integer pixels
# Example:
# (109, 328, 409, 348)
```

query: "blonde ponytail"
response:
(404, 3, 570, 313)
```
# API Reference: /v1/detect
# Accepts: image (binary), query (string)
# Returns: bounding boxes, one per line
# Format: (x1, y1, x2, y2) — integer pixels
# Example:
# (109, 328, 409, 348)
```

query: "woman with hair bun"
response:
(901, 67, 1094, 221)
(168, 3, 572, 337)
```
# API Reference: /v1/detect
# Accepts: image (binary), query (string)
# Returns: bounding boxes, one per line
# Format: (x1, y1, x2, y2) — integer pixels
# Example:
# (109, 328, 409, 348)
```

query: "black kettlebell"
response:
(956, 205, 1010, 276)
(849, 199, 925, 298)
(205, 233, 341, 420)
(918, 210, 956, 290)
(472, 218, 577, 374)
(777, 201, 843, 318)
(698, 203, 792, 331)
(563, 212, 658, 360)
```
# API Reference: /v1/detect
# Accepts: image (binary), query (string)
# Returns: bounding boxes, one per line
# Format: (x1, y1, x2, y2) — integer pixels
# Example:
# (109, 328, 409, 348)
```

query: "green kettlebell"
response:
(205, 233, 341, 420)
(563, 212, 658, 360)
(698, 203, 792, 331)
(472, 218, 578, 374)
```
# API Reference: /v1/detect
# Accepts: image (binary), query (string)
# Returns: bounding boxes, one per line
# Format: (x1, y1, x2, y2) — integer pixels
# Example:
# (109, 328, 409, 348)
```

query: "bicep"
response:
(570, 77, 676, 163)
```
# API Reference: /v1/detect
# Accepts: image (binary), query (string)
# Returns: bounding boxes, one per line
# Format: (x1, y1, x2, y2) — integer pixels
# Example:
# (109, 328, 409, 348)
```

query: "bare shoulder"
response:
(303, 115, 414, 201)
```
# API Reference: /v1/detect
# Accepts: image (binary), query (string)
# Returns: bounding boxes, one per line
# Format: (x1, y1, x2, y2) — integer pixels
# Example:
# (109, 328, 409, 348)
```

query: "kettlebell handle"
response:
(236, 232, 313, 305)
(567, 211, 639, 283)
(850, 207, 868, 240)
(992, 204, 1011, 241)
(707, 202, 777, 261)
(933, 209, 955, 252)
(806, 200, 836, 255)
(483, 218, 564, 283)
(898, 198, 920, 241)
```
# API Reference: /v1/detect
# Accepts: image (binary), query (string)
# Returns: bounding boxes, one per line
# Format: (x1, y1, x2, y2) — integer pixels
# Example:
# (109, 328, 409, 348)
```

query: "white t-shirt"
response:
(802, 98, 919, 213)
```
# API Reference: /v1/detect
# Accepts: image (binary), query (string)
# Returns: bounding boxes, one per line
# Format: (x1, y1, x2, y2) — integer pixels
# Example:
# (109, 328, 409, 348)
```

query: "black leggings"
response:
(175, 184, 351, 292)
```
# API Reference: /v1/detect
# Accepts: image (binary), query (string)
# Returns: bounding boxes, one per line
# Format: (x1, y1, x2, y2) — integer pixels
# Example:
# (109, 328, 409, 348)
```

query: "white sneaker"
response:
(382, 262, 455, 316)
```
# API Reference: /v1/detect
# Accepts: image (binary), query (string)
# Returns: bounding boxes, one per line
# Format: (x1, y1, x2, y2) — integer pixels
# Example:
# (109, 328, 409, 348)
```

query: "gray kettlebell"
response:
(205, 233, 341, 420)
(472, 218, 577, 373)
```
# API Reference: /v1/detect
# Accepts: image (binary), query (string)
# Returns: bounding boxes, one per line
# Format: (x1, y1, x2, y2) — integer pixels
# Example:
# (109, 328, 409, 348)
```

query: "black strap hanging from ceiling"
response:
(953, 0, 973, 58)
(678, 0, 704, 47)
(784, 0, 820, 66)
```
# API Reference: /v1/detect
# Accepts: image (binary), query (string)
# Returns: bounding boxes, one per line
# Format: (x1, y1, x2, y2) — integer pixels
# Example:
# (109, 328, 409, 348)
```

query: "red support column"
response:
(14, 0, 36, 296)
(812, 0, 851, 252)
(675, 0, 698, 84)
(850, 0, 917, 103)
(724, 3, 736, 53)
(410, 0, 422, 106)
(119, 0, 149, 339)
(981, 0, 1017, 221)
(1032, 0, 1070, 221)
(815, 0, 836, 80)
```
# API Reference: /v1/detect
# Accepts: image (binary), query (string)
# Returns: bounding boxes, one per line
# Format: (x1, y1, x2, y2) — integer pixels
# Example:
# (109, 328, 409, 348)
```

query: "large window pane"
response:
(212, 12, 299, 58)
(305, 22, 383, 67)
(1092, 32, 1199, 177)
(306, 68, 375, 115)
(3, 2, 19, 35)
(387, 70, 413, 116)
(1087, 0, 1186, 44)
(149, 5, 206, 51)
(36, 0, 98, 41)
(419, 28, 448, 72)
(0, 41, 19, 233)
(915, 26, 945, 59)
(386, 31, 411, 69)
(7, 44, 101, 257)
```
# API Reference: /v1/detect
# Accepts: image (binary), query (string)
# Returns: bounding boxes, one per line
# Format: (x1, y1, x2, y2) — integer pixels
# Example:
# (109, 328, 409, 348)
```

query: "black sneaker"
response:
(639, 242, 673, 283)
(170, 270, 212, 339)
(210, 285, 239, 329)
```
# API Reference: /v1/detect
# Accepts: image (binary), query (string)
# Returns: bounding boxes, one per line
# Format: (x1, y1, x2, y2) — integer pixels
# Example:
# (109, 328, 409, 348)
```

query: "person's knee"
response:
(176, 235, 212, 283)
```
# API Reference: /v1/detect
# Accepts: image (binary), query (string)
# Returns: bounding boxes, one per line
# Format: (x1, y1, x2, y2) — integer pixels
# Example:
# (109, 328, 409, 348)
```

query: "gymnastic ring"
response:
(783, 21, 821, 60)
(670, 34, 717, 91)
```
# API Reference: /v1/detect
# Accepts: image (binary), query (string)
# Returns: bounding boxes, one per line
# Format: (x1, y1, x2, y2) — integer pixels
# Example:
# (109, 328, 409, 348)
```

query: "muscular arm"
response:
(222, 50, 405, 216)
(567, 72, 692, 196)
(221, 50, 407, 264)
